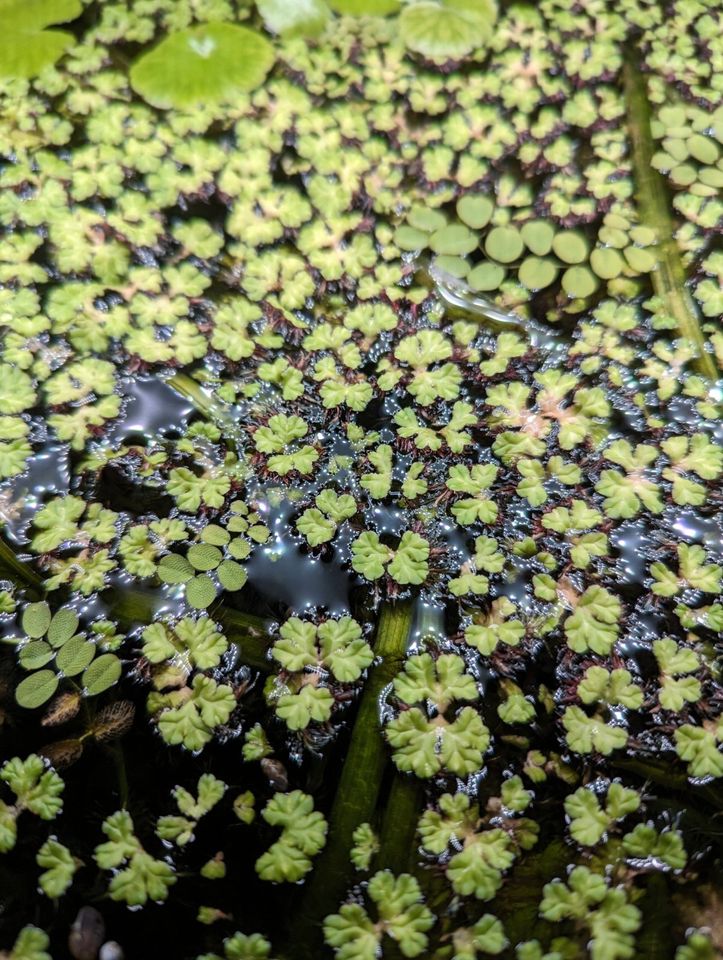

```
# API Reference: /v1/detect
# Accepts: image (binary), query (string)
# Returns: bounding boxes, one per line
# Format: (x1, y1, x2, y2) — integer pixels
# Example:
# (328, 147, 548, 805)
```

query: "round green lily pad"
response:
(468, 261, 506, 292)
(0, 0, 82, 80)
(186, 574, 217, 610)
(518, 257, 558, 290)
(394, 225, 430, 251)
(56, 636, 96, 677)
(257, 0, 330, 36)
(399, 0, 497, 59)
(130, 23, 275, 109)
(590, 247, 625, 280)
(82, 654, 122, 697)
(329, 0, 401, 13)
(456, 195, 494, 229)
(16, 670, 59, 709)
(561, 266, 598, 298)
(0, 29, 75, 80)
(521, 220, 555, 256)
(429, 224, 478, 256)
(484, 226, 523, 264)
(432, 255, 470, 279)
(552, 230, 589, 265)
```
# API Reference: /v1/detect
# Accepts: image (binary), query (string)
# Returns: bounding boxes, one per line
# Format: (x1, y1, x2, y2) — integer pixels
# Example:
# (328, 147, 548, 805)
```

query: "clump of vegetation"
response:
(0, 0, 721, 957)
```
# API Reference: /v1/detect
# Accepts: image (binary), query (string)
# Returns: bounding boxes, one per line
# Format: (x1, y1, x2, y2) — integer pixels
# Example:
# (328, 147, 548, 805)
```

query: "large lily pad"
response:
(399, 0, 497, 59)
(130, 23, 275, 110)
(329, 0, 401, 14)
(257, 0, 331, 36)
(0, 0, 81, 79)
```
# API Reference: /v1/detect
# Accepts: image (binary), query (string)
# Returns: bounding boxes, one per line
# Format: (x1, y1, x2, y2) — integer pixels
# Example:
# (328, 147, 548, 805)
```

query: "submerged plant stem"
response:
(0, 535, 43, 595)
(109, 742, 129, 809)
(294, 600, 413, 956)
(377, 772, 423, 874)
(108, 587, 272, 670)
(166, 372, 245, 448)
(623, 59, 718, 381)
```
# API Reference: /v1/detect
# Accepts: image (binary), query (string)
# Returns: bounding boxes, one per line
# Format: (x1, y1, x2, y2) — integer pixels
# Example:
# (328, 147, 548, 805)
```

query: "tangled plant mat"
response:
(0, 0, 722, 959)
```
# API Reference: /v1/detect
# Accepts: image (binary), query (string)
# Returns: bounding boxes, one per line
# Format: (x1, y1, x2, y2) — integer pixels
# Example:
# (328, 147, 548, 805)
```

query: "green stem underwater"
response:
(166, 371, 245, 445)
(293, 599, 414, 957)
(377, 772, 423, 874)
(109, 588, 272, 670)
(623, 58, 718, 381)
(0, 534, 43, 595)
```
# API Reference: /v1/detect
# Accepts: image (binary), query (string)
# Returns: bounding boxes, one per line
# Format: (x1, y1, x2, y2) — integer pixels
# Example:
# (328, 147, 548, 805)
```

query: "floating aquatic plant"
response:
(0, 0, 721, 956)
(0, 0, 81, 80)
(130, 23, 275, 108)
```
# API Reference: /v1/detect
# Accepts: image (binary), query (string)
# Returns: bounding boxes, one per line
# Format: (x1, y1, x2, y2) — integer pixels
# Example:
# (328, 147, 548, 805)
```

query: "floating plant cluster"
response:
(0, 1, 721, 959)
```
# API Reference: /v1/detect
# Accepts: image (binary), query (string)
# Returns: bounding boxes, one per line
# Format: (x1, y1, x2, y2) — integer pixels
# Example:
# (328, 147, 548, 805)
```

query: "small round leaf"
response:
(432, 255, 470, 279)
(518, 257, 558, 290)
(22, 602, 51, 639)
(552, 230, 589, 265)
(628, 226, 656, 246)
(158, 554, 194, 584)
(217, 560, 248, 592)
(56, 636, 96, 677)
(468, 261, 506, 292)
(624, 246, 657, 273)
(16, 670, 59, 709)
(521, 220, 555, 256)
(687, 134, 719, 165)
(429, 224, 478, 256)
(188, 544, 223, 572)
(561, 266, 598, 298)
(200, 525, 231, 547)
(590, 248, 625, 280)
(394, 225, 430, 251)
(82, 654, 122, 697)
(228, 538, 252, 561)
(48, 608, 80, 648)
(18, 640, 54, 671)
(484, 226, 523, 264)
(669, 164, 696, 186)
(186, 575, 217, 610)
(456, 195, 494, 229)
(407, 207, 446, 233)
